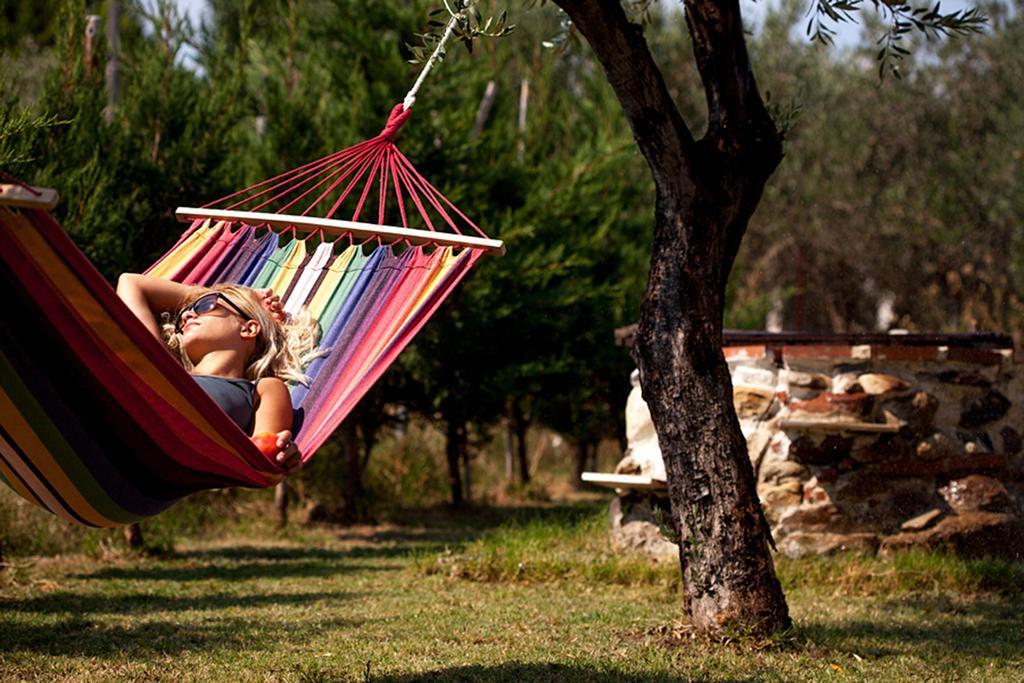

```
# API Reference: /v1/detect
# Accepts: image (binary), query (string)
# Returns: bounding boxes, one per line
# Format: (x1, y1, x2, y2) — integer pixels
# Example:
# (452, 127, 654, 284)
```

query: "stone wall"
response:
(612, 338, 1024, 560)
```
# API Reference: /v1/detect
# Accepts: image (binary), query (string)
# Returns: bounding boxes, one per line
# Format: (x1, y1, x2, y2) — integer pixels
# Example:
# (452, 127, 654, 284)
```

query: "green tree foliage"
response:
(3, 0, 1019, 513)
(1, 0, 652, 509)
(736, 0, 1024, 338)
(2, 0, 246, 277)
(393, 7, 652, 502)
(0, 0, 62, 49)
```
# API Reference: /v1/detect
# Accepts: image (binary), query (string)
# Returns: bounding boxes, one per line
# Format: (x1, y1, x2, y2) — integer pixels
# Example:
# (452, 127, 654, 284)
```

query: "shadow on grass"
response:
(800, 596, 1024, 658)
(369, 501, 606, 546)
(72, 502, 608, 583)
(0, 589, 357, 615)
(362, 662, 686, 683)
(0, 614, 359, 658)
(78, 553, 394, 582)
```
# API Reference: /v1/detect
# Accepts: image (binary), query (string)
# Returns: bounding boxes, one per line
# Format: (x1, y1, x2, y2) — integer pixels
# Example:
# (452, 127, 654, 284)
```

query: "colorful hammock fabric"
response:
(0, 105, 502, 526)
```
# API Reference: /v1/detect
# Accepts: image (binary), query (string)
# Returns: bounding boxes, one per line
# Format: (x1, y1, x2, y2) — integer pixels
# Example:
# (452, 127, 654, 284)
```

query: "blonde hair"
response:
(162, 284, 324, 386)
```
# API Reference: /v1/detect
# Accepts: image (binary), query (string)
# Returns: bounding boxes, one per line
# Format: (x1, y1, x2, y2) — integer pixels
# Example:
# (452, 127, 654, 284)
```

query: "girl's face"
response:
(178, 292, 261, 364)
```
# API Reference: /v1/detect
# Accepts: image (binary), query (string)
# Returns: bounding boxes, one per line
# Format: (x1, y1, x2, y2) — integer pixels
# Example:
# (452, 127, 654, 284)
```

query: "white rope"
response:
(403, 1, 468, 111)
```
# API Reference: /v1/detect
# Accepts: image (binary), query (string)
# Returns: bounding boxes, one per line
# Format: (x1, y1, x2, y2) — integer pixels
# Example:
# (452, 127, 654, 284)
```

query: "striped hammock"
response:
(0, 105, 503, 527)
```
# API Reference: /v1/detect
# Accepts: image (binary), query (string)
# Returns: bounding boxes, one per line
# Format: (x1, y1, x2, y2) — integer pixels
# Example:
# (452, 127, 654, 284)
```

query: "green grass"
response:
(1, 500, 1022, 681)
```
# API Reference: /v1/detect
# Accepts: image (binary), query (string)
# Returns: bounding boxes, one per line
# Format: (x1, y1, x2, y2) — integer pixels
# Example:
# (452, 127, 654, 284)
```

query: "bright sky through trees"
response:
(173, 0, 976, 51)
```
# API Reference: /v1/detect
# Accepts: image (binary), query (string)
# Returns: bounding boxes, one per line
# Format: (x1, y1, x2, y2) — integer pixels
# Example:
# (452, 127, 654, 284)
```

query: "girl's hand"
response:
(272, 430, 302, 475)
(252, 430, 302, 474)
(256, 288, 287, 323)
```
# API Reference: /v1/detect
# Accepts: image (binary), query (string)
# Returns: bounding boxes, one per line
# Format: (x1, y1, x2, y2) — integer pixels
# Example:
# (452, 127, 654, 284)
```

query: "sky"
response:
(171, 0, 979, 56)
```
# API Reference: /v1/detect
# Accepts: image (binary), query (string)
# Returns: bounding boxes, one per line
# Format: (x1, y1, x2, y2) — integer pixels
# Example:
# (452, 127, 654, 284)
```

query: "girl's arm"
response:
(253, 377, 301, 474)
(116, 273, 200, 339)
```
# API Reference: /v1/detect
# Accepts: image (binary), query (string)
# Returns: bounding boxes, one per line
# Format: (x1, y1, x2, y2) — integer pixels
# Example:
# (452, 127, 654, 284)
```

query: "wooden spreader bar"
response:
(176, 207, 506, 255)
(0, 183, 59, 210)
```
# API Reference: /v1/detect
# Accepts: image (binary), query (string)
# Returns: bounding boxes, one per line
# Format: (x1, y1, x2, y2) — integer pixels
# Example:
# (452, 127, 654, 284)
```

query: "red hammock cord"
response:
(201, 104, 489, 240)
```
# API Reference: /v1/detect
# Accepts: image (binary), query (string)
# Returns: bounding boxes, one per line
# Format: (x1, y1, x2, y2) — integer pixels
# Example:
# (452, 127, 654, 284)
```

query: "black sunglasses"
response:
(174, 292, 252, 333)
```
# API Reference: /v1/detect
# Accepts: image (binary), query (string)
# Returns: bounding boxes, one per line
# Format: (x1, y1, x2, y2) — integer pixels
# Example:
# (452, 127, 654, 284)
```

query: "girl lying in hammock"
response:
(116, 274, 321, 474)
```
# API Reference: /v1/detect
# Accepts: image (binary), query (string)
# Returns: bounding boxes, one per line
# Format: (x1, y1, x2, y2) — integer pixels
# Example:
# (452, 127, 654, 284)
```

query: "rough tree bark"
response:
(553, 0, 790, 634)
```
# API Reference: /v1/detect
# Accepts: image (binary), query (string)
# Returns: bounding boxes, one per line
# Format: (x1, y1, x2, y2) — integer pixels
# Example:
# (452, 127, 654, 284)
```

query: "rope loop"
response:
(379, 103, 414, 142)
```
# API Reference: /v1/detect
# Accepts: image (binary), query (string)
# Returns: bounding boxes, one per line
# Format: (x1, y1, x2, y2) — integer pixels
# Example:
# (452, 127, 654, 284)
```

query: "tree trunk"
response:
(511, 400, 530, 484)
(104, 0, 120, 123)
(503, 417, 515, 482)
(341, 420, 366, 522)
(472, 80, 498, 139)
(571, 440, 589, 490)
(634, 194, 789, 634)
(554, 0, 790, 635)
(274, 481, 288, 528)
(124, 522, 143, 549)
(445, 419, 465, 508)
(84, 15, 101, 75)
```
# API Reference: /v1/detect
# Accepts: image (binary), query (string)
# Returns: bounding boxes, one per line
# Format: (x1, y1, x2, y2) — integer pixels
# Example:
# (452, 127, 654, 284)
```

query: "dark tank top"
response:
(193, 375, 256, 434)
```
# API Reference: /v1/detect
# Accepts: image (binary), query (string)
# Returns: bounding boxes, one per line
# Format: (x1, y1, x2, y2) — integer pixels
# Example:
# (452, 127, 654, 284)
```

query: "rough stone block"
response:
(778, 532, 879, 559)
(1000, 426, 1022, 457)
(802, 484, 831, 505)
(759, 458, 808, 486)
(915, 431, 957, 461)
(734, 385, 775, 419)
(900, 508, 944, 531)
(611, 520, 679, 562)
(882, 391, 939, 435)
(959, 389, 1011, 428)
(836, 478, 939, 531)
(724, 345, 768, 361)
(880, 511, 1023, 559)
(790, 392, 874, 420)
(939, 475, 1011, 513)
(851, 433, 912, 464)
(957, 430, 994, 454)
(776, 503, 843, 540)
(832, 372, 862, 394)
(733, 365, 777, 388)
(783, 369, 831, 389)
(937, 370, 993, 388)
(761, 481, 803, 525)
(790, 434, 854, 465)
(858, 373, 912, 395)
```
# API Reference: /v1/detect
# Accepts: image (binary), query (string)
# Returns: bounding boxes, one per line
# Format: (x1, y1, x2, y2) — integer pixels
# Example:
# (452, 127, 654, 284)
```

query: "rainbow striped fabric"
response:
(145, 216, 483, 457)
(0, 207, 481, 527)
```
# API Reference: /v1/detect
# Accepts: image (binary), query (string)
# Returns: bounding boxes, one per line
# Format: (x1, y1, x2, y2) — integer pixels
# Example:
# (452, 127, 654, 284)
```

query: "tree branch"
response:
(684, 0, 773, 148)
(684, 0, 765, 139)
(552, 0, 697, 195)
(684, 0, 781, 286)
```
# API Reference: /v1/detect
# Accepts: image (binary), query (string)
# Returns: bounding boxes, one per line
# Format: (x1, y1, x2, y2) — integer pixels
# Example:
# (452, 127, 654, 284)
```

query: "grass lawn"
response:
(1, 499, 1022, 681)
